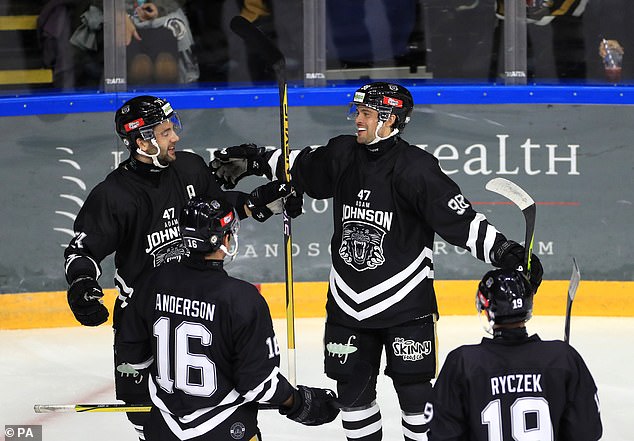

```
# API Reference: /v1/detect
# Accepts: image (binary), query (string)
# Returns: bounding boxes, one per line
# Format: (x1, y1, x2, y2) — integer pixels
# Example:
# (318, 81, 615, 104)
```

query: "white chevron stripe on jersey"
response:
(114, 268, 135, 306)
(466, 213, 500, 263)
(466, 213, 486, 259)
(331, 247, 433, 304)
(175, 388, 242, 423)
(483, 223, 499, 264)
(64, 253, 101, 278)
(149, 378, 244, 440)
(331, 266, 433, 321)
(242, 366, 282, 403)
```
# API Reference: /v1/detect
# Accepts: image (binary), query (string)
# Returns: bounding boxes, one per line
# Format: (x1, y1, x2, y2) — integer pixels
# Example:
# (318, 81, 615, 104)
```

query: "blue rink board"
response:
(0, 84, 633, 117)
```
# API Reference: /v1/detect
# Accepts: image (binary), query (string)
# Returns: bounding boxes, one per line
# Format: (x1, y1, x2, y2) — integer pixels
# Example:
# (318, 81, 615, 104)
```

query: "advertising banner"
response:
(1, 103, 632, 294)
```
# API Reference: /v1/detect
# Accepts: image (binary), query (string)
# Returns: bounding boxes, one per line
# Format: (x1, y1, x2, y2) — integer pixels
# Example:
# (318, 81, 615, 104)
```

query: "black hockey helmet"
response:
(476, 268, 534, 325)
(349, 82, 414, 131)
(179, 197, 240, 255)
(114, 95, 182, 150)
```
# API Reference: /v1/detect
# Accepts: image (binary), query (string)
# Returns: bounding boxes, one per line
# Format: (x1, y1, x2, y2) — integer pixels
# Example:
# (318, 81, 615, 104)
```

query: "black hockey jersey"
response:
(117, 257, 295, 440)
(429, 333, 602, 441)
(291, 135, 506, 328)
(63, 152, 245, 327)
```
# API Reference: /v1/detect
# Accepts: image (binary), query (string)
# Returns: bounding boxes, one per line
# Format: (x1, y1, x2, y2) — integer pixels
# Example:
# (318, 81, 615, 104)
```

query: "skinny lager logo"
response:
(326, 335, 357, 364)
(392, 337, 432, 361)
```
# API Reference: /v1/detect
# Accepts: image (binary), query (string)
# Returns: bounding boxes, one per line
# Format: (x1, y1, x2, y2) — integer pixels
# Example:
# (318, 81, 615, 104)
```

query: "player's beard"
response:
(356, 126, 374, 144)
(160, 145, 177, 164)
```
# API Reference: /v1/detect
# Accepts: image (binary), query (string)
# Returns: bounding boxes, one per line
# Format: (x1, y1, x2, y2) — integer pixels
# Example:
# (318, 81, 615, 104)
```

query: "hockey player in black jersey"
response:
(117, 196, 339, 440)
(63, 95, 300, 439)
(428, 268, 602, 441)
(210, 82, 543, 441)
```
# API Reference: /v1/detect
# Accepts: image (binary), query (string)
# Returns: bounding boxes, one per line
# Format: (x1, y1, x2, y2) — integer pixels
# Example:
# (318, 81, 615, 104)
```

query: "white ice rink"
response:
(2, 316, 633, 441)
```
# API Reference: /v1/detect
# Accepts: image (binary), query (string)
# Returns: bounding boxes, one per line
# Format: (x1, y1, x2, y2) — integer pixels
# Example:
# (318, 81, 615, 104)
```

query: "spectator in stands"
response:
(184, 0, 295, 84)
(489, 0, 589, 81)
(66, 0, 197, 87)
(126, 0, 199, 84)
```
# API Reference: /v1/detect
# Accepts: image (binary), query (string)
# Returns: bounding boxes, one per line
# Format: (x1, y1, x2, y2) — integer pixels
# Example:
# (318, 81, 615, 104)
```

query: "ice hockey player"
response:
(428, 268, 602, 441)
(116, 196, 340, 440)
(63, 95, 300, 439)
(210, 81, 543, 441)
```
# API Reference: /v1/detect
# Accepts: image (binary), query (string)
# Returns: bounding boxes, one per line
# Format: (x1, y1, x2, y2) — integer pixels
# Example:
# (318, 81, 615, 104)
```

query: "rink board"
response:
(1, 280, 632, 329)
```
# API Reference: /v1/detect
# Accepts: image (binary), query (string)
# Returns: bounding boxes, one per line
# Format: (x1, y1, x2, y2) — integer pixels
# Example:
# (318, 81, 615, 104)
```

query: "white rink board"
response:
(1, 316, 632, 440)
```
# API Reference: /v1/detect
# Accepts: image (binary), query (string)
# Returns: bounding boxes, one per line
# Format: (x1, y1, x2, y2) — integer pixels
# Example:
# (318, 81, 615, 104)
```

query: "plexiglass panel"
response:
(0, 0, 631, 95)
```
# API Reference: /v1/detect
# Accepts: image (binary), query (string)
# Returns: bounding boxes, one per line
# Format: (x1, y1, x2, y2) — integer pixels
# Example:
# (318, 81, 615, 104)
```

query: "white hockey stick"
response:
(485, 177, 536, 276)
(564, 257, 581, 344)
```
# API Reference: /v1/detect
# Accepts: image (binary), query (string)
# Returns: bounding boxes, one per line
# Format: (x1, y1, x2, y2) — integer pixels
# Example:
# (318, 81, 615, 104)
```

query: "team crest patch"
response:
(339, 221, 386, 271)
(230, 422, 246, 439)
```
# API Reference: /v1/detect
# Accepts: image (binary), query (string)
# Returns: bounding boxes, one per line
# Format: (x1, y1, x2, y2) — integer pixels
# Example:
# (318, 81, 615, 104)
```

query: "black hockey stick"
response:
(230, 15, 297, 386)
(564, 257, 581, 344)
(485, 178, 536, 277)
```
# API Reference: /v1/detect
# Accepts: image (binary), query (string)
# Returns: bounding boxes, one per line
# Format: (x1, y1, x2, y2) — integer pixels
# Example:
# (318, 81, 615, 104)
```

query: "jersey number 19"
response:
(481, 397, 553, 441)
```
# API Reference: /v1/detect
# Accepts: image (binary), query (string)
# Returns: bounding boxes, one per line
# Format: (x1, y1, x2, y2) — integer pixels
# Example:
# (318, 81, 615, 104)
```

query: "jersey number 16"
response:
(154, 317, 218, 397)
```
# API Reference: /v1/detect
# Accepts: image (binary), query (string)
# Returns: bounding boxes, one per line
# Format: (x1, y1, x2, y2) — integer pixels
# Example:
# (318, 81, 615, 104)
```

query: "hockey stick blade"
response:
(564, 257, 581, 344)
(485, 178, 536, 274)
(485, 178, 534, 211)
(230, 16, 285, 71)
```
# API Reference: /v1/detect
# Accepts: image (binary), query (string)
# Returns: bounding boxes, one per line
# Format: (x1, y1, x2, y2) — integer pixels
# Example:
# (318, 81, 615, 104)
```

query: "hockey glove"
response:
(210, 144, 275, 189)
(285, 190, 304, 218)
(67, 276, 109, 326)
(492, 240, 543, 292)
(247, 181, 292, 222)
(280, 385, 340, 426)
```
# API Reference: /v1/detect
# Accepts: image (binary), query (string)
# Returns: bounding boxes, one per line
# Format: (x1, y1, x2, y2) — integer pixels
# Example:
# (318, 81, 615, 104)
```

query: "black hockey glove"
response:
(280, 385, 340, 426)
(285, 190, 304, 218)
(67, 276, 109, 326)
(247, 181, 292, 222)
(492, 240, 543, 292)
(210, 144, 275, 189)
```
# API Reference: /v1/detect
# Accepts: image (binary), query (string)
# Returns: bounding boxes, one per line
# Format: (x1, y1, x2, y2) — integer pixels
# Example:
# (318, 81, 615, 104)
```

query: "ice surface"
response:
(1, 316, 632, 440)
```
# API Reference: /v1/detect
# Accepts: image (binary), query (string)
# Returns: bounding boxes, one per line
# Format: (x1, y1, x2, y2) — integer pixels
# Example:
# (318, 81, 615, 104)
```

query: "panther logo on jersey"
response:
(153, 242, 188, 267)
(339, 221, 386, 271)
